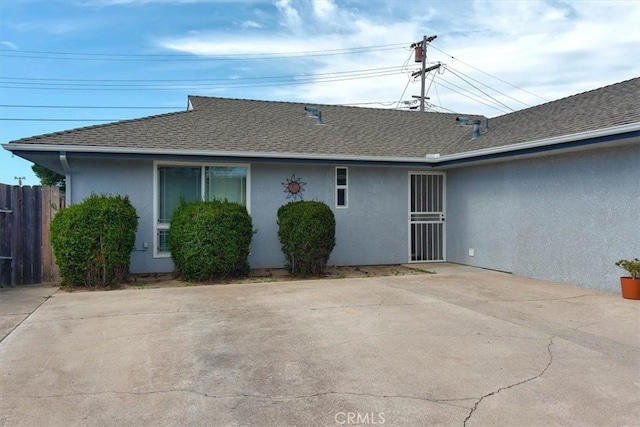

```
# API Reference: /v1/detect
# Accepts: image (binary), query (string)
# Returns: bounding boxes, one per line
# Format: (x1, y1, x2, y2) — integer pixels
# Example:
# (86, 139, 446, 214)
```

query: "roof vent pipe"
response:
(316, 110, 323, 125)
(485, 118, 490, 133)
(472, 120, 481, 139)
(305, 106, 318, 117)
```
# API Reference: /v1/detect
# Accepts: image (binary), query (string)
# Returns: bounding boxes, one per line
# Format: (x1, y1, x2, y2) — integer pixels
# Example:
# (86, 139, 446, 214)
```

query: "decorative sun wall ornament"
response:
(282, 174, 306, 200)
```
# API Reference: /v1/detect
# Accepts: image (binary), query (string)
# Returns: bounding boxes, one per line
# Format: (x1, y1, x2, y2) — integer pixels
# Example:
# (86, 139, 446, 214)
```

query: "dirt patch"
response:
(59, 265, 435, 292)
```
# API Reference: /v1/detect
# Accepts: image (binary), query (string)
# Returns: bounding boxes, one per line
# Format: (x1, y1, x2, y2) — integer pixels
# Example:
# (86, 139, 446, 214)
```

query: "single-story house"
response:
(3, 77, 639, 292)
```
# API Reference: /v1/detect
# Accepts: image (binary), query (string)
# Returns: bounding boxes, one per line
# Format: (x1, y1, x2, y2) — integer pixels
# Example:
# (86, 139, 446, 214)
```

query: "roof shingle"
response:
(7, 76, 640, 159)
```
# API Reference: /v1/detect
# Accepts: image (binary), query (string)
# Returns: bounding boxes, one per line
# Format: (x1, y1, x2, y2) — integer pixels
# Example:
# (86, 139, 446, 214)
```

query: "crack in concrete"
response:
(306, 301, 440, 311)
(492, 294, 591, 302)
(462, 336, 555, 427)
(2, 389, 475, 409)
(0, 293, 56, 344)
(24, 301, 443, 324)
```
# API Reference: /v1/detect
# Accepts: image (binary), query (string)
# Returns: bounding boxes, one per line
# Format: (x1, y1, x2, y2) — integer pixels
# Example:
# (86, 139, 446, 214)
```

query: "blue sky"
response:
(1, 0, 639, 186)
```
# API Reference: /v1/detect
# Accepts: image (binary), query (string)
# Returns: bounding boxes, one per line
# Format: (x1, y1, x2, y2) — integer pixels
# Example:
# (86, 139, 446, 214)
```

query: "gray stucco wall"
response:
(68, 158, 173, 274)
(69, 158, 414, 273)
(250, 164, 409, 268)
(446, 143, 640, 293)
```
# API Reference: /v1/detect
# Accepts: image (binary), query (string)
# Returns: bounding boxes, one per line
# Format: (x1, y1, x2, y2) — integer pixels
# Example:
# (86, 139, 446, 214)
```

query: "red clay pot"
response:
(620, 277, 640, 300)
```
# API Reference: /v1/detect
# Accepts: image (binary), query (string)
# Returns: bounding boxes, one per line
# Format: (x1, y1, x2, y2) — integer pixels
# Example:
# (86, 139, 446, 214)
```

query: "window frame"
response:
(335, 166, 348, 209)
(153, 160, 251, 258)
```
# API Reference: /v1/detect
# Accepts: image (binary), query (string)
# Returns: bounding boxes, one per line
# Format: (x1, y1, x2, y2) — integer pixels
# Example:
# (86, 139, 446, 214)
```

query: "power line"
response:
(338, 101, 399, 107)
(426, 102, 458, 114)
(444, 67, 516, 112)
(0, 43, 409, 62)
(0, 65, 407, 89)
(0, 118, 124, 122)
(394, 76, 413, 110)
(424, 73, 439, 112)
(431, 75, 512, 114)
(395, 49, 416, 109)
(0, 65, 406, 84)
(0, 104, 182, 109)
(445, 65, 530, 109)
(429, 44, 549, 102)
(0, 69, 405, 92)
(0, 43, 406, 57)
(0, 101, 403, 114)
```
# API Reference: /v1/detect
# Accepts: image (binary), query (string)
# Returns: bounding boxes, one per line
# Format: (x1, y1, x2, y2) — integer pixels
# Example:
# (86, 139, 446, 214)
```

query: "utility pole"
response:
(411, 35, 438, 112)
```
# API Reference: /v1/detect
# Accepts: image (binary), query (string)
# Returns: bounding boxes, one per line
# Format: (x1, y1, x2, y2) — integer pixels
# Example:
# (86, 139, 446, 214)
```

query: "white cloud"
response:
(159, 35, 310, 55)
(275, 0, 303, 29)
(240, 20, 263, 29)
(1, 41, 18, 50)
(312, 0, 336, 20)
(155, 0, 640, 117)
(79, 0, 261, 4)
(10, 19, 83, 35)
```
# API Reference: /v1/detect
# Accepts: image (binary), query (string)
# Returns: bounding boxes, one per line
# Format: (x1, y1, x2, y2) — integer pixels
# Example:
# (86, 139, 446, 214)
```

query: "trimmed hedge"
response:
(169, 200, 253, 281)
(277, 201, 336, 276)
(50, 194, 138, 287)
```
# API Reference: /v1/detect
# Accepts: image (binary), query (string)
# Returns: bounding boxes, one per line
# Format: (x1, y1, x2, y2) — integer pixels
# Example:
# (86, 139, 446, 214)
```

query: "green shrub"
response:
(50, 194, 138, 287)
(277, 201, 336, 276)
(169, 201, 253, 281)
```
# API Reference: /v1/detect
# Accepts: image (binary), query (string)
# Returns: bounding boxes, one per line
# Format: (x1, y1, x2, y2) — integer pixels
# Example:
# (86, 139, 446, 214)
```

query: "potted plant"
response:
(615, 258, 640, 300)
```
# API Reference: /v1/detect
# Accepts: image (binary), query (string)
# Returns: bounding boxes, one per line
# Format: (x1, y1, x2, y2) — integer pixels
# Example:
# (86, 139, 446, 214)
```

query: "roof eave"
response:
(1, 144, 431, 164)
(3, 121, 638, 165)
(435, 121, 640, 165)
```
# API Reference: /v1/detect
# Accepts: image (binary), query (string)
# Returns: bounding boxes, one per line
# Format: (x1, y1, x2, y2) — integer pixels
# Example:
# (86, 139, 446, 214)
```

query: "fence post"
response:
(0, 184, 12, 286)
(41, 186, 63, 283)
(10, 185, 22, 286)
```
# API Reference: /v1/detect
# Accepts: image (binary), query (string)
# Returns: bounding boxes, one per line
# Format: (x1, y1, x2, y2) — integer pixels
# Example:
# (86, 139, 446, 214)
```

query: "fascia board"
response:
(3, 122, 639, 165)
(2, 144, 429, 164)
(434, 122, 640, 163)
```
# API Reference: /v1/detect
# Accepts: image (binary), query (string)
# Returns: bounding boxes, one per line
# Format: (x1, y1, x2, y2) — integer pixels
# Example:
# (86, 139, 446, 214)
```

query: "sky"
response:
(1, 0, 639, 186)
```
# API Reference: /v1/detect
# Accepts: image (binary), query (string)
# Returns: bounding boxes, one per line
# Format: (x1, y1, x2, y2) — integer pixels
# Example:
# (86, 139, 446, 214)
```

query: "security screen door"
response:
(409, 172, 445, 262)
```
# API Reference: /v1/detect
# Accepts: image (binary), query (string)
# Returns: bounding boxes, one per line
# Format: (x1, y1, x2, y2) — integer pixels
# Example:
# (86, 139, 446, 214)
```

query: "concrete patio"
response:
(1, 265, 638, 426)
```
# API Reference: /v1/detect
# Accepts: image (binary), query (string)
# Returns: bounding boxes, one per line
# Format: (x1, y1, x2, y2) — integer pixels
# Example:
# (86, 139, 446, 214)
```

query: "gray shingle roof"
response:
(442, 76, 640, 155)
(6, 76, 640, 160)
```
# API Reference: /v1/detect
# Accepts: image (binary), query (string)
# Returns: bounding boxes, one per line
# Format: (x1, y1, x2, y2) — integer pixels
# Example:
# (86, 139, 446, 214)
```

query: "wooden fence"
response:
(0, 184, 65, 287)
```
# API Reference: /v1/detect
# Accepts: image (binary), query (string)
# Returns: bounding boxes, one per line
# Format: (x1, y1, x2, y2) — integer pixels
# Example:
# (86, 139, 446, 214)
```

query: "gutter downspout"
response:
(59, 151, 71, 206)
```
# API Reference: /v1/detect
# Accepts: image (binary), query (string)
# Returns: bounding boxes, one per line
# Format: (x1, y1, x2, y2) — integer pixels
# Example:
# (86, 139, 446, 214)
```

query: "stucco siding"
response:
(249, 164, 410, 268)
(69, 158, 175, 274)
(446, 143, 640, 292)
(69, 158, 414, 273)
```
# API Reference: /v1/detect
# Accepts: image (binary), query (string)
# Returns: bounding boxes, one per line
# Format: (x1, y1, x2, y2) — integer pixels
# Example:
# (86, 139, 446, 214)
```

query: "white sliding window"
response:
(205, 166, 247, 205)
(154, 162, 249, 257)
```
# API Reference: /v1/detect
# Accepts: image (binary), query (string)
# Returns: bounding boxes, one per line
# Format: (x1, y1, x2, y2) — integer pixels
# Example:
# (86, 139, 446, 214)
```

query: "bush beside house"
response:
(277, 201, 336, 276)
(50, 194, 138, 287)
(169, 201, 253, 281)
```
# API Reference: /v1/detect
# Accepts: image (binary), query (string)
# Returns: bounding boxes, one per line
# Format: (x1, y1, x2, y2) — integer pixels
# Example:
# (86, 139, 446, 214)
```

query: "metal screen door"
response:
(409, 172, 445, 262)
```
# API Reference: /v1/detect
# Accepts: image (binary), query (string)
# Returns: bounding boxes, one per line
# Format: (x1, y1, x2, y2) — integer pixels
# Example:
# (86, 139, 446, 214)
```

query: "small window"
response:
(336, 167, 348, 208)
(157, 229, 170, 252)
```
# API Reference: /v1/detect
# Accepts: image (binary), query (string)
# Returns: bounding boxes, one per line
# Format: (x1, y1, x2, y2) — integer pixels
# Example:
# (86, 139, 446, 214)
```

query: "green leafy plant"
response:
(50, 194, 138, 287)
(32, 164, 66, 191)
(277, 200, 336, 276)
(169, 200, 253, 281)
(615, 258, 640, 279)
